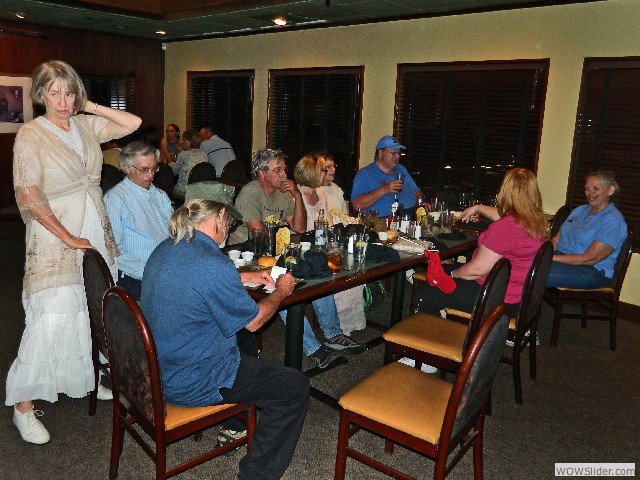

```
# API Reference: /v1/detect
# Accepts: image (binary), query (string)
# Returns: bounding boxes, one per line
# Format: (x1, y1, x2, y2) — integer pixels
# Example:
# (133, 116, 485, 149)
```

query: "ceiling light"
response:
(155, 30, 166, 35)
(13, 12, 26, 19)
(273, 17, 287, 26)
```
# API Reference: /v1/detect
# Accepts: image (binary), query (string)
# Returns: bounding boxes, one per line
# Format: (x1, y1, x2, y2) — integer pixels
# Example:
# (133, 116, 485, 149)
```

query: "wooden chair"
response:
(152, 163, 175, 198)
(82, 248, 114, 416)
(500, 241, 554, 404)
(220, 159, 249, 189)
(383, 258, 511, 375)
(544, 226, 634, 351)
(188, 162, 217, 184)
(103, 286, 256, 479)
(335, 305, 509, 480)
(101, 164, 124, 193)
(549, 204, 571, 238)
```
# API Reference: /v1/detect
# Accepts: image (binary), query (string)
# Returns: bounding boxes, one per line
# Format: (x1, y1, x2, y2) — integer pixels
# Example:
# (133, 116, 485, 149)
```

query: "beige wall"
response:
(164, 0, 639, 305)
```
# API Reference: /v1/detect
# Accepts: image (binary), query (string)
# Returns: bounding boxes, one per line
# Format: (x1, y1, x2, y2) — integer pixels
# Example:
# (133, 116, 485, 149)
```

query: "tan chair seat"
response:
(165, 403, 237, 431)
(339, 362, 452, 445)
(383, 313, 468, 362)
(413, 271, 426, 282)
(556, 286, 614, 293)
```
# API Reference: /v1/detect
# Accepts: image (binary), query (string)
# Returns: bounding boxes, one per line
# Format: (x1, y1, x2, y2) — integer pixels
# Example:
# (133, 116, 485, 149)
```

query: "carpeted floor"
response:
(0, 220, 638, 479)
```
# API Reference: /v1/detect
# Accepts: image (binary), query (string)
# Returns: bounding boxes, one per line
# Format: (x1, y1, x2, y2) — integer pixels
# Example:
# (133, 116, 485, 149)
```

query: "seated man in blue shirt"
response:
(141, 198, 309, 480)
(104, 141, 173, 300)
(351, 135, 423, 217)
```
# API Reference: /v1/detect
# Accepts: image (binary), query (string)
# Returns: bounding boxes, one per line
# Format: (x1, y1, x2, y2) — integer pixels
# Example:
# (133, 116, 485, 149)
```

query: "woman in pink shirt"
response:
(415, 168, 549, 316)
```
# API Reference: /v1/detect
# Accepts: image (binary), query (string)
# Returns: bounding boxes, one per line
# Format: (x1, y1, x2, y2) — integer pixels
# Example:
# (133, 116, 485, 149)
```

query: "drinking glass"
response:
(248, 228, 265, 256)
(441, 210, 453, 233)
(326, 242, 343, 273)
(365, 209, 378, 231)
(395, 173, 405, 184)
(353, 232, 368, 262)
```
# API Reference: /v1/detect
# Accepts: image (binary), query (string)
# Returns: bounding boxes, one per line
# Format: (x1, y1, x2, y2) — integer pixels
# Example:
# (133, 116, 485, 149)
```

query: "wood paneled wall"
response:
(0, 23, 164, 208)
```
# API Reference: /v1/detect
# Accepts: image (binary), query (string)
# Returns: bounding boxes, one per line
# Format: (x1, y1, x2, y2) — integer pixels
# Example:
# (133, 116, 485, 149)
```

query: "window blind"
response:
(395, 61, 548, 202)
(187, 70, 254, 170)
(568, 57, 640, 247)
(267, 67, 363, 194)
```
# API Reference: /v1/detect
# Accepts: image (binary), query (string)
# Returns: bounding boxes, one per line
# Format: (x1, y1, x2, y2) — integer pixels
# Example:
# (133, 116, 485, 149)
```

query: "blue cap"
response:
(376, 135, 406, 151)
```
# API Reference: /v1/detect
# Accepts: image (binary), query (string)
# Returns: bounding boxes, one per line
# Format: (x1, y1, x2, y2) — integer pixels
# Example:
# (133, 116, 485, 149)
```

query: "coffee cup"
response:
(241, 251, 254, 262)
(228, 250, 241, 260)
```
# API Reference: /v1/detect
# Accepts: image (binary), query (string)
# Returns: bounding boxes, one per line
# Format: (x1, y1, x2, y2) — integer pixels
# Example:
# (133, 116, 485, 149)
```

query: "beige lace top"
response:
(13, 114, 133, 298)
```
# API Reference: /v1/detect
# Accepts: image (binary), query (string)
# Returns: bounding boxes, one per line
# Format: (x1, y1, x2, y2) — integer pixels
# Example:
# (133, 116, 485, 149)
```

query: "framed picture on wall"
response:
(0, 75, 33, 134)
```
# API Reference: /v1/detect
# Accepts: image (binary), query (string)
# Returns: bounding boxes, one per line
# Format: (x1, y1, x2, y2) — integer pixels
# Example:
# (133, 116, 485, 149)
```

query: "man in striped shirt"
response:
(104, 141, 173, 300)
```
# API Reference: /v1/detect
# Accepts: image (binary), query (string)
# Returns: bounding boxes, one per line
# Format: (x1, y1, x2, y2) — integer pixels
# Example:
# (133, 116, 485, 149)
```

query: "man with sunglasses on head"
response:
(104, 140, 173, 300)
(351, 135, 423, 216)
(227, 149, 307, 245)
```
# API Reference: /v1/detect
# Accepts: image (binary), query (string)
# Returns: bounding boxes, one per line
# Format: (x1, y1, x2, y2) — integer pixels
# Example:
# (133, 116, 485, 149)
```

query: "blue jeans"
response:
(279, 295, 343, 356)
(546, 261, 610, 289)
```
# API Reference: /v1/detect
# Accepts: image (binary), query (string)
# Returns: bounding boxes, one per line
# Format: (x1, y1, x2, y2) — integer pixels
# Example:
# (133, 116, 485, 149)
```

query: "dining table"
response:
(247, 229, 479, 408)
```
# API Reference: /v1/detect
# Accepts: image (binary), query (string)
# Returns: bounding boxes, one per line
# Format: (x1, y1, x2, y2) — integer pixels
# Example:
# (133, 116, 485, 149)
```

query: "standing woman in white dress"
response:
(5, 60, 141, 444)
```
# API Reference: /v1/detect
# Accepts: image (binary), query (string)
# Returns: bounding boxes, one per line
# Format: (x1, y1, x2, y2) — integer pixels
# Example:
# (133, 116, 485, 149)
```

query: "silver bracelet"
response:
(93, 103, 98, 114)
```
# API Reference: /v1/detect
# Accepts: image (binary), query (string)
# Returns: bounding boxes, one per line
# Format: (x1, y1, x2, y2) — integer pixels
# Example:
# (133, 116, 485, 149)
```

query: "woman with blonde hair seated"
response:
(415, 168, 549, 316)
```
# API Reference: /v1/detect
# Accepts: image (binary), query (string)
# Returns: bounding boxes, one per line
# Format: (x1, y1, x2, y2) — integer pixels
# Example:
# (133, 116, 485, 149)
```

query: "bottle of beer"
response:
(389, 198, 400, 231)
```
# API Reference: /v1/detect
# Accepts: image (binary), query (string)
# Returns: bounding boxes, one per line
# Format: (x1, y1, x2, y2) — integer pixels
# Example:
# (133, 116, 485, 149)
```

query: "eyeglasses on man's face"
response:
(267, 166, 287, 175)
(133, 165, 160, 175)
(383, 148, 402, 156)
(322, 163, 337, 172)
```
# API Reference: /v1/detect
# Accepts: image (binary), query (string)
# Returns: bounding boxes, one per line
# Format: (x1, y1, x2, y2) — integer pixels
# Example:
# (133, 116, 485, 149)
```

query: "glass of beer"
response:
(326, 242, 343, 274)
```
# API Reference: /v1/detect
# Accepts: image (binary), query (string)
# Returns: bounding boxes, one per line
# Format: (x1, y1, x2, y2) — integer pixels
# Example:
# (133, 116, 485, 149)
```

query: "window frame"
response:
(393, 59, 549, 203)
(266, 66, 364, 195)
(567, 56, 640, 250)
(186, 69, 255, 172)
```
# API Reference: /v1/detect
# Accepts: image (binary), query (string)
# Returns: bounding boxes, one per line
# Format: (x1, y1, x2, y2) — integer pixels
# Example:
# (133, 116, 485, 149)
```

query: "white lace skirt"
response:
(5, 195, 117, 405)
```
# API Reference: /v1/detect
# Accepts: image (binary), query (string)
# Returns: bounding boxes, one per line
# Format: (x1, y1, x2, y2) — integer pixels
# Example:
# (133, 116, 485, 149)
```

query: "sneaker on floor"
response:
(215, 428, 246, 457)
(506, 330, 540, 347)
(397, 356, 437, 374)
(324, 334, 367, 355)
(13, 407, 50, 444)
(309, 345, 343, 368)
(97, 384, 113, 401)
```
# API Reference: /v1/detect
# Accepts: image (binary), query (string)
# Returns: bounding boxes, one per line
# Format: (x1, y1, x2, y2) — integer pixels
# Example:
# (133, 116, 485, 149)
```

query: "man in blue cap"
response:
(351, 135, 423, 216)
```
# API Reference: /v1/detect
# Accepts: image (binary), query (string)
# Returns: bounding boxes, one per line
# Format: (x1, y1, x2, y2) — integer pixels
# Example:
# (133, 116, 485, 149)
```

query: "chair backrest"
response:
(549, 204, 571, 238)
(515, 241, 554, 334)
(103, 286, 166, 429)
(101, 164, 124, 192)
(610, 226, 634, 295)
(153, 162, 175, 198)
(83, 249, 115, 359)
(463, 258, 511, 351)
(441, 305, 509, 449)
(220, 160, 249, 186)
(188, 162, 217, 184)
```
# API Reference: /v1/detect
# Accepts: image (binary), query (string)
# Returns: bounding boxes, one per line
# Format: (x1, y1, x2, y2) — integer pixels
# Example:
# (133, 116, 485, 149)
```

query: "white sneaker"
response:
(13, 407, 50, 444)
(397, 357, 438, 374)
(506, 330, 540, 347)
(97, 384, 113, 401)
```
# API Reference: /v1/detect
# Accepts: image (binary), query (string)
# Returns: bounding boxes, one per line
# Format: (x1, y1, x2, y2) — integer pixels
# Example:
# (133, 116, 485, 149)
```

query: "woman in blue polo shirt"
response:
(547, 171, 627, 289)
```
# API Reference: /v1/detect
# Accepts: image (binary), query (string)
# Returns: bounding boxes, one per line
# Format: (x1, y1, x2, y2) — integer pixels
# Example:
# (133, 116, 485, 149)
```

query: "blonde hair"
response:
(294, 154, 325, 188)
(169, 199, 231, 244)
(496, 168, 549, 240)
(31, 60, 87, 114)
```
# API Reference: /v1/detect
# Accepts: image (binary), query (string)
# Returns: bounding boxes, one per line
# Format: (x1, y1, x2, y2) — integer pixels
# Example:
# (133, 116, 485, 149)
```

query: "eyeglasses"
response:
(133, 165, 160, 175)
(267, 166, 287, 175)
(322, 163, 337, 172)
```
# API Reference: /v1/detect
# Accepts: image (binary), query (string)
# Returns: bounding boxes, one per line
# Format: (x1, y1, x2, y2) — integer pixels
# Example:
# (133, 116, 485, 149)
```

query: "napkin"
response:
(365, 244, 400, 263)
(275, 250, 333, 278)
